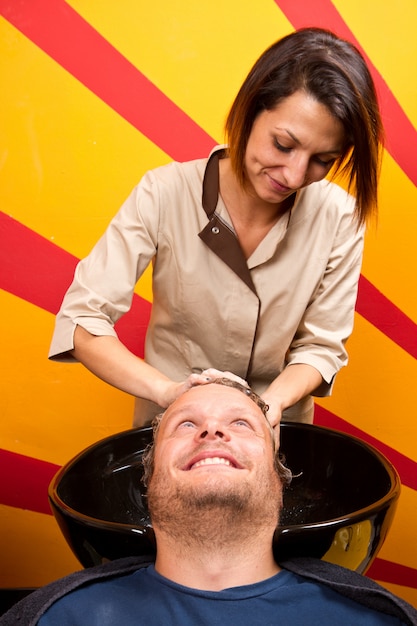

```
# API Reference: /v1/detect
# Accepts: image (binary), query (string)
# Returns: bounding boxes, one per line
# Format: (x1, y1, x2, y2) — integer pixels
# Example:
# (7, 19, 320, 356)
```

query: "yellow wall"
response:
(1, 0, 416, 608)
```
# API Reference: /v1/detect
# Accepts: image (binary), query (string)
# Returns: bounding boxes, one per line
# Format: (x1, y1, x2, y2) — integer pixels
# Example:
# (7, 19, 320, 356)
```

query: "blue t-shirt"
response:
(38, 565, 404, 625)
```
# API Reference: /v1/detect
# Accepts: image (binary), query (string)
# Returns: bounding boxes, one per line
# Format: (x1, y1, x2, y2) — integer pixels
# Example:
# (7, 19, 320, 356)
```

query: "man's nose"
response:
(196, 420, 230, 441)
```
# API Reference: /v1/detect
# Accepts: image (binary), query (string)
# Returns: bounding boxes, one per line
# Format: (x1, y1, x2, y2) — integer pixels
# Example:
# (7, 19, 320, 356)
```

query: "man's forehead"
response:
(176, 383, 259, 407)
(159, 384, 268, 431)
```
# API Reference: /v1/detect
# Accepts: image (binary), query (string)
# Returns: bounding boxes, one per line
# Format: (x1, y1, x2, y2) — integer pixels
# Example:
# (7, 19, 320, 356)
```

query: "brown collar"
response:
(199, 150, 257, 295)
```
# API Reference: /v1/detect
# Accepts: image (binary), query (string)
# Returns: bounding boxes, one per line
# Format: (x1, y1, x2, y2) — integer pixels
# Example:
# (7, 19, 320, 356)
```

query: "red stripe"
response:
(356, 275, 417, 360)
(367, 558, 417, 589)
(2, 405, 415, 510)
(3, 0, 415, 186)
(0, 211, 151, 357)
(275, 0, 417, 186)
(1, 0, 416, 597)
(315, 405, 417, 491)
(0, 212, 78, 314)
(0, 0, 215, 162)
(0, 449, 59, 515)
(1, 4, 416, 357)
(2, 447, 416, 591)
(1, 210, 417, 360)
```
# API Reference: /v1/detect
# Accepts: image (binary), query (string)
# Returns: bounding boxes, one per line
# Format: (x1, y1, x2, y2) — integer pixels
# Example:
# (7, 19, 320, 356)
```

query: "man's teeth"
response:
(191, 457, 232, 469)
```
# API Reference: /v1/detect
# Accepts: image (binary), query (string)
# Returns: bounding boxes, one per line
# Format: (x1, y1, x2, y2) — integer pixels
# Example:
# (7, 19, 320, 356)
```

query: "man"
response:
(2, 381, 416, 625)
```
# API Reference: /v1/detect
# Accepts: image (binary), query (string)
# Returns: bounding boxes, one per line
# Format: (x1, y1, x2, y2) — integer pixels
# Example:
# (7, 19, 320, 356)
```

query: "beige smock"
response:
(49, 146, 364, 426)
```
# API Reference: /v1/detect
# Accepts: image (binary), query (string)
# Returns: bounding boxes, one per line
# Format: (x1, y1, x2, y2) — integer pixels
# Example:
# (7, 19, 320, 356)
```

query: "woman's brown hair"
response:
(225, 27, 383, 225)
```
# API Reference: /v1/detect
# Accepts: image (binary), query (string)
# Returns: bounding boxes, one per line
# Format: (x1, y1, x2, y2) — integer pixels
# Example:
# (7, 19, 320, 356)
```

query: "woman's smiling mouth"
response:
(266, 173, 292, 193)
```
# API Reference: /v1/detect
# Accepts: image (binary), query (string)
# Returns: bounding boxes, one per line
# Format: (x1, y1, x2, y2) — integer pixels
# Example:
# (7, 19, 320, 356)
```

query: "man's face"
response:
(147, 384, 282, 533)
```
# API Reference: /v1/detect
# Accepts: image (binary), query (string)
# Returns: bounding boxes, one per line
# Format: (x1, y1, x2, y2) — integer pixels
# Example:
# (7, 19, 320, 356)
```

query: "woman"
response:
(49, 28, 383, 428)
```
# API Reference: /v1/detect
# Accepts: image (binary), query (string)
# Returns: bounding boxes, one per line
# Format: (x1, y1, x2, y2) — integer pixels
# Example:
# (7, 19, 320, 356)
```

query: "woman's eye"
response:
(274, 140, 292, 153)
(314, 155, 337, 167)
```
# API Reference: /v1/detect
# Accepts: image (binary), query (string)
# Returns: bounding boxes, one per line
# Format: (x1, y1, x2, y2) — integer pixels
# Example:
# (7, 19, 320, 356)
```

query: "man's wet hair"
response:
(213, 377, 270, 416)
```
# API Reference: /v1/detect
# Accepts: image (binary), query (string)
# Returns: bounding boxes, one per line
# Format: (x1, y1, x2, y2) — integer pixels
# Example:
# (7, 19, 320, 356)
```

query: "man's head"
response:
(142, 378, 291, 487)
(142, 380, 291, 546)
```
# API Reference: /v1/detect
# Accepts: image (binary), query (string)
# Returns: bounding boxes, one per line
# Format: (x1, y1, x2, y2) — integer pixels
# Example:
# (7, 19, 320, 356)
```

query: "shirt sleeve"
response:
(286, 206, 365, 396)
(48, 172, 160, 361)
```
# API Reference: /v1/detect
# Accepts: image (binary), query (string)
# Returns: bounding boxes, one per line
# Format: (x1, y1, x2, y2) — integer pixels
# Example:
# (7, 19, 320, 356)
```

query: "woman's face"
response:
(244, 90, 345, 206)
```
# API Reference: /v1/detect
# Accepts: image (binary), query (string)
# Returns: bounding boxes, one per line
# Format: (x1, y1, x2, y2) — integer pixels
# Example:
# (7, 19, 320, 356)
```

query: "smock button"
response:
(211, 226, 220, 234)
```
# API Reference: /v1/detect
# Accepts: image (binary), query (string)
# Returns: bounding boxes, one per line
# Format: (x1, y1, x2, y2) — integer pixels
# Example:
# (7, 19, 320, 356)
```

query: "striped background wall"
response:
(1, 0, 416, 607)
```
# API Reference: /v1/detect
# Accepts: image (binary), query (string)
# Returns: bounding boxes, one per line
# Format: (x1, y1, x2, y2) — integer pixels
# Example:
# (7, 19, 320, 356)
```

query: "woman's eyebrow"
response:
(280, 128, 301, 144)
(278, 128, 343, 155)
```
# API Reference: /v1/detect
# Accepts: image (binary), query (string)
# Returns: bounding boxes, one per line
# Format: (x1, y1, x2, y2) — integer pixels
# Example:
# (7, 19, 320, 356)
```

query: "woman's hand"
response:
(161, 368, 249, 407)
(262, 399, 284, 429)
(199, 368, 250, 387)
(71, 328, 252, 414)
(261, 363, 323, 430)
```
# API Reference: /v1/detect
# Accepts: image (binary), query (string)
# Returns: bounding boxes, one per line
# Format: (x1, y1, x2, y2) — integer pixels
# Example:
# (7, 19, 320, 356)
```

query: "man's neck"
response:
(153, 528, 281, 591)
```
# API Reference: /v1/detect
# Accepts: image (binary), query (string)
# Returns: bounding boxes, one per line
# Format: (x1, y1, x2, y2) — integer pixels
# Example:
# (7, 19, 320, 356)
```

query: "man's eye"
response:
(233, 419, 251, 428)
(178, 421, 196, 429)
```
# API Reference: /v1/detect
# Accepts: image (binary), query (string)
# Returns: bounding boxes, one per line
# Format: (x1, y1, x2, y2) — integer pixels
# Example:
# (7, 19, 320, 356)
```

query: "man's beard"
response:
(147, 464, 282, 548)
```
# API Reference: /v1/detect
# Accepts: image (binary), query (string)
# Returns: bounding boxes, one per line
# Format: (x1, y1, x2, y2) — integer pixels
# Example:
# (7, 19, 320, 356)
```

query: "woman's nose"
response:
(283, 157, 308, 189)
